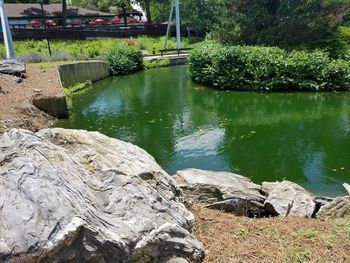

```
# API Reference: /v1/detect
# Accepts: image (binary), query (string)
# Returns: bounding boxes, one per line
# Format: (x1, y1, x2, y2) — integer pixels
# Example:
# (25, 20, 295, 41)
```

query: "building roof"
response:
(5, 4, 114, 19)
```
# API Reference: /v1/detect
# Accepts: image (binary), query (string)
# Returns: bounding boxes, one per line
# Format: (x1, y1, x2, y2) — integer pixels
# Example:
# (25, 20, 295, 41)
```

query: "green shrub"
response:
(105, 44, 144, 75)
(189, 42, 350, 91)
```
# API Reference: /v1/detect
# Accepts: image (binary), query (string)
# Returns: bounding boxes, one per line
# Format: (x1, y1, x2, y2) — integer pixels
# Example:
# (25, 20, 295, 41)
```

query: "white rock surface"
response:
(343, 183, 350, 195)
(0, 128, 204, 263)
(263, 181, 315, 217)
(174, 168, 266, 216)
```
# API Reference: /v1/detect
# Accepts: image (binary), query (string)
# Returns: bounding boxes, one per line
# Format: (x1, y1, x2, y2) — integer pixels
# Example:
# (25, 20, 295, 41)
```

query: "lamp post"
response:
(0, 0, 16, 59)
(39, 1, 52, 57)
(175, 0, 181, 49)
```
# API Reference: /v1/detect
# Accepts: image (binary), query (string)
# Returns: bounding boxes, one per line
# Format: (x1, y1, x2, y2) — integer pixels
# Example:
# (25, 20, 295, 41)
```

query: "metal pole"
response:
(0, 0, 15, 59)
(40, 2, 52, 57)
(164, 0, 175, 49)
(175, 0, 181, 49)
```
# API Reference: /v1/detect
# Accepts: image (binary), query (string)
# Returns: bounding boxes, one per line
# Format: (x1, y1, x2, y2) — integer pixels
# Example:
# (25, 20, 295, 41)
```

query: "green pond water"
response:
(57, 65, 350, 196)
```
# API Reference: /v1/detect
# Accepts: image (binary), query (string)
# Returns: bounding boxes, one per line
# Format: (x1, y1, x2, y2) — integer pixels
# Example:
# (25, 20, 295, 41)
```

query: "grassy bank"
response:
(189, 41, 350, 92)
(193, 207, 350, 263)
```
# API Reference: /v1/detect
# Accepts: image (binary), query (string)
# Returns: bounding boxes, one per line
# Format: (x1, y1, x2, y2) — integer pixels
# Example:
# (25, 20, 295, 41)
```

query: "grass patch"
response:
(64, 80, 92, 96)
(144, 58, 171, 69)
(291, 228, 320, 241)
(31, 62, 57, 70)
(287, 244, 311, 263)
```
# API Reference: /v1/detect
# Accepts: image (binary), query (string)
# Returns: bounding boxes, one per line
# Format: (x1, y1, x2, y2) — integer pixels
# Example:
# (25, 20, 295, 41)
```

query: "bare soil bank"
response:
(0, 63, 62, 134)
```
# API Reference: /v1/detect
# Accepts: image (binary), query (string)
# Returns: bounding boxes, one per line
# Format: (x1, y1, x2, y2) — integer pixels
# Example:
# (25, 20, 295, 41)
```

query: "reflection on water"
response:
(57, 65, 350, 196)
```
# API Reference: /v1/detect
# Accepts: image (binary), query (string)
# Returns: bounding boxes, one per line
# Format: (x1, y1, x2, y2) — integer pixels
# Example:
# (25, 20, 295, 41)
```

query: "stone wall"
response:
(58, 61, 110, 88)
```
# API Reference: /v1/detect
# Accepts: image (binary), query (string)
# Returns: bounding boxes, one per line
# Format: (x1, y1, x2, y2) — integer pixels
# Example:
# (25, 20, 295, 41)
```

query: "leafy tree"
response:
(138, 0, 150, 22)
(211, 0, 350, 46)
(181, 0, 223, 32)
(115, 0, 131, 26)
(147, 0, 223, 32)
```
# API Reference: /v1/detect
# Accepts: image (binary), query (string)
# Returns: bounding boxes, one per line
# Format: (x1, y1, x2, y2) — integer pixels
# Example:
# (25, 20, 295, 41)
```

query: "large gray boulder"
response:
(263, 181, 315, 217)
(174, 168, 266, 216)
(316, 196, 350, 219)
(0, 128, 204, 263)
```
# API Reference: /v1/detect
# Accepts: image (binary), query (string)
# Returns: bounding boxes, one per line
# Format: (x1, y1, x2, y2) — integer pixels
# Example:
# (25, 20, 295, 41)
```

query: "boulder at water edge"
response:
(316, 196, 350, 219)
(0, 128, 204, 263)
(263, 181, 315, 217)
(173, 168, 266, 216)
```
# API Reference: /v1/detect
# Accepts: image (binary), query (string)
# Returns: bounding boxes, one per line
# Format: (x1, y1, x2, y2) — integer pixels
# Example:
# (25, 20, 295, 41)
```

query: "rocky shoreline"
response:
(174, 168, 350, 220)
(0, 128, 349, 262)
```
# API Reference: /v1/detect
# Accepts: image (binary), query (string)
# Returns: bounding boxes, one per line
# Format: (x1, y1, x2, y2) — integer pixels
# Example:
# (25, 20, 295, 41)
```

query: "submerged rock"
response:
(263, 181, 315, 217)
(0, 128, 204, 263)
(174, 168, 266, 216)
(316, 196, 350, 219)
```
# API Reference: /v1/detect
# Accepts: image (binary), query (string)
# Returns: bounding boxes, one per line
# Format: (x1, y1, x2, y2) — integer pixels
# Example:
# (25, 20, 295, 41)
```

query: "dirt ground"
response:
(192, 206, 350, 263)
(0, 63, 63, 134)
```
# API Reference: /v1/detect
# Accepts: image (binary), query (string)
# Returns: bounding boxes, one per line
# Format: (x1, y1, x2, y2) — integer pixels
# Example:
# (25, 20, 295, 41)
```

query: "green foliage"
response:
(298, 26, 350, 60)
(0, 37, 198, 61)
(105, 44, 144, 75)
(151, 0, 223, 33)
(70, 0, 130, 12)
(144, 58, 170, 69)
(189, 42, 350, 91)
(211, 0, 350, 46)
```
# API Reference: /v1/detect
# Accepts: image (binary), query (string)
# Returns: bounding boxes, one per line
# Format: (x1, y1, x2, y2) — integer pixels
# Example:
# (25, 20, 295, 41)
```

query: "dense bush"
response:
(105, 44, 144, 75)
(189, 42, 350, 91)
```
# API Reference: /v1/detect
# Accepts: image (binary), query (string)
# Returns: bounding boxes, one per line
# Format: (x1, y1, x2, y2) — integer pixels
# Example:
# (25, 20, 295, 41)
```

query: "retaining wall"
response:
(58, 61, 110, 88)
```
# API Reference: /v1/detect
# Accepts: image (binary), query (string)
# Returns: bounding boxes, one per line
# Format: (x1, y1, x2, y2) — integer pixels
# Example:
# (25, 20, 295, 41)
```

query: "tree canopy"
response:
(211, 0, 350, 46)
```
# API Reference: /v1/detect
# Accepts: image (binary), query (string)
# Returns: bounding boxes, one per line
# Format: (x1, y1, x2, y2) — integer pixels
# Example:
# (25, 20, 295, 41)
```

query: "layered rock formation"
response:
(0, 128, 204, 263)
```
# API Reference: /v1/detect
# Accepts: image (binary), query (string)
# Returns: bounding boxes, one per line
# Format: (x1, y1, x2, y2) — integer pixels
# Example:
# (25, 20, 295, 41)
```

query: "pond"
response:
(57, 65, 350, 197)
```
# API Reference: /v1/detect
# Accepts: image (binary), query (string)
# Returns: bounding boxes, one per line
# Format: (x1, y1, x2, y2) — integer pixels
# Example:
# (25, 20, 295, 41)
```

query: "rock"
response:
(32, 95, 69, 118)
(0, 128, 204, 263)
(316, 196, 350, 219)
(0, 59, 25, 75)
(343, 183, 350, 195)
(261, 182, 279, 195)
(312, 196, 334, 217)
(264, 181, 315, 217)
(174, 168, 266, 216)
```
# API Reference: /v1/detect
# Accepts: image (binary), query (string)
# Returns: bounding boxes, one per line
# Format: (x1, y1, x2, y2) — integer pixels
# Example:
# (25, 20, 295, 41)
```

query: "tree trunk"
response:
(123, 8, 127, 26)
(145, 0, 152, 23)
(62, 0, 67, 29)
